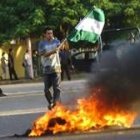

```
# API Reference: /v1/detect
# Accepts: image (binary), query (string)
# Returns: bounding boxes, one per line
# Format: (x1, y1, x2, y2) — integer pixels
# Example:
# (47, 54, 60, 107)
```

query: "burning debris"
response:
(28, 99, 136, 137)
(27, 42, 140, 137)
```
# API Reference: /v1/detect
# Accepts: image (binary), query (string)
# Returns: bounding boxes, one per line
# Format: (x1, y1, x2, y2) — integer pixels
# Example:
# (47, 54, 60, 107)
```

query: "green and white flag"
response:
(68, 7, 105, 43)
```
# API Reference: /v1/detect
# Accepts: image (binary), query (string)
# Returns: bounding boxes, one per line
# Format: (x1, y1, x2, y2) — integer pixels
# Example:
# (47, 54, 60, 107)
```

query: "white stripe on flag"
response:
(75, 17, 104, 35)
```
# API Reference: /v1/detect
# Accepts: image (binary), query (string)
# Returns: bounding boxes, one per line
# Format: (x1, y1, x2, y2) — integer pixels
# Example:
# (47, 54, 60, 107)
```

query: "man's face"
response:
(44, 30, 54, 41)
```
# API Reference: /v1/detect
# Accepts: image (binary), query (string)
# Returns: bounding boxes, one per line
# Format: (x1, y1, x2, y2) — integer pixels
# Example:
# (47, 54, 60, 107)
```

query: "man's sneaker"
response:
(48, 102, 56, 110)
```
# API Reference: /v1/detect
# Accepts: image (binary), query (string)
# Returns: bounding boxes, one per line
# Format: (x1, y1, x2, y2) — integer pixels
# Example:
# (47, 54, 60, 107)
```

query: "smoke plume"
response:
(88, 41, 140, 111)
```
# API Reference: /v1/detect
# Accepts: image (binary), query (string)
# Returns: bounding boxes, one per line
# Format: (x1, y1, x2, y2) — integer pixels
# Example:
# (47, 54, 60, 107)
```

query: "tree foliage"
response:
(0, 0, 45, 43)
(0, 0, 140, 43)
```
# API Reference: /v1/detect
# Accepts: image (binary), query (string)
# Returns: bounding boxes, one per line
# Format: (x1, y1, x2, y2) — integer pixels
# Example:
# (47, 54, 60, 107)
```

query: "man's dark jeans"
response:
(44, 72, 61, 105)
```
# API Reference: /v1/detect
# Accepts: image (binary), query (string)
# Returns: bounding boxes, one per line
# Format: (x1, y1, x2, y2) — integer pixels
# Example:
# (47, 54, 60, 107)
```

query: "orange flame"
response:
(29, 95, 137, 137)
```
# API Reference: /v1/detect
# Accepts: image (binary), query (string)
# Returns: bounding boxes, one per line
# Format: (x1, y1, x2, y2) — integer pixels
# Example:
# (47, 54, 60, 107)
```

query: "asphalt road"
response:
(0, 80, 87, 96)
(1, 80, 140, 140)
(0, 80, 87, 115)
(0, 80, 88, 138)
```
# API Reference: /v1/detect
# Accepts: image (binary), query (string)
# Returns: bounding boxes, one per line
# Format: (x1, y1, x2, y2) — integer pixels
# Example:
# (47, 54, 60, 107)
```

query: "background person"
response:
(8, 48, 18, 80)
(59, 48, 73, 81)
(32, 50, 39, 78)
(1, 52, 7, 80)
(23, 49, 33, 79)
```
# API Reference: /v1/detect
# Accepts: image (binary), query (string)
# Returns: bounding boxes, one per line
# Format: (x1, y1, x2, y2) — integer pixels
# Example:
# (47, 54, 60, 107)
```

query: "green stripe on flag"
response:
(68, 29, 99, 43)
(88, 8, 105, 22)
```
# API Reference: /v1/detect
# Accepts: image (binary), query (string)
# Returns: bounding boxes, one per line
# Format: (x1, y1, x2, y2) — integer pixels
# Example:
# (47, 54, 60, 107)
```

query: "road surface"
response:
(0, 80, 88, 137)
(1, 80, 140, 140)
(1, 80, 87, 95)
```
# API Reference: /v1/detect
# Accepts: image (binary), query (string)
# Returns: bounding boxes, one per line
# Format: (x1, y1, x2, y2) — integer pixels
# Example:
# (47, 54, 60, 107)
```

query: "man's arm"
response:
(43, 48, 59, 57)
(38, 39, 62, 57)
(39, 47, 59, 57)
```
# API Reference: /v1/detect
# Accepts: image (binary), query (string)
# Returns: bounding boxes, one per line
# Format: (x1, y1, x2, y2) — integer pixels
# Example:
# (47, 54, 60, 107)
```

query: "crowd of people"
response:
(0, 48, 40, 80)
(0, 48, 18, 80)
(0, 37, 74, 82)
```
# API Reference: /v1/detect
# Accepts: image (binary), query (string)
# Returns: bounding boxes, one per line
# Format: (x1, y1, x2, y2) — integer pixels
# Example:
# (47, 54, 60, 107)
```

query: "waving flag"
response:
(68, 6, 105, 43)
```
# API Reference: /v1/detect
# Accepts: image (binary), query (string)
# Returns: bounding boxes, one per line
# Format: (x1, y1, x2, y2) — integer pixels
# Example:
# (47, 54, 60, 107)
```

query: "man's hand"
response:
(43, 47, 59, 57)
(55, 47, 60, 52)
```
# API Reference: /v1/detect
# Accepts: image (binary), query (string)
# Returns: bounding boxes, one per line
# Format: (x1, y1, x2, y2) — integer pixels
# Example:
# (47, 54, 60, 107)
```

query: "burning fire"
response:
(29, 89, 137, 137)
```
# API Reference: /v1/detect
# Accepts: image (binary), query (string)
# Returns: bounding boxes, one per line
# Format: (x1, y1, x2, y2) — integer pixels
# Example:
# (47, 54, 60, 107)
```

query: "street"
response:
(0, 80, 87, 115)
(0, 0, 139, 139)
(0, 80, 88, 137)
(0, 79, 140, 140)
(0, 79, 87, 96)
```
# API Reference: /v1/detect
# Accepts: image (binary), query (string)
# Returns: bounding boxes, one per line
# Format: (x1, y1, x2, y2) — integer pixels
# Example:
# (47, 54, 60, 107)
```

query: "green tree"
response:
(0, 0, 140, 43)
(0, 0, 45, 43)
(101, 0, 140, 28)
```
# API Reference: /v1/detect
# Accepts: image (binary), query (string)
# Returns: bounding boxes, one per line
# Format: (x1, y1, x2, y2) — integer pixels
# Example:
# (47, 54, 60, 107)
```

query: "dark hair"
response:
(43, 26, 53, 34)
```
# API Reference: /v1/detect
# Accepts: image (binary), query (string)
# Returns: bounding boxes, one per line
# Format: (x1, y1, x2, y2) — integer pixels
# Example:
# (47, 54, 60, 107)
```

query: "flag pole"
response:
(58, 38, 69, 50)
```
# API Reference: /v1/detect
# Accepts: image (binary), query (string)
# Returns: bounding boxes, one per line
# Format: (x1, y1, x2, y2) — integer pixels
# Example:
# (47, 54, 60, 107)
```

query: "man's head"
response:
(43, 26, 54, 41)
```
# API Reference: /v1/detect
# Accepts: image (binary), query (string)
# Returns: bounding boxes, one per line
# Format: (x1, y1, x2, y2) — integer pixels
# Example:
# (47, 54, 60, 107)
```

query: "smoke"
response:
(88, 41, 140, 110)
